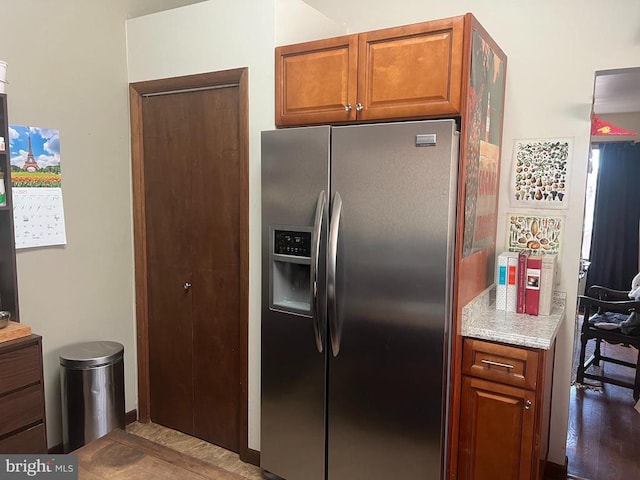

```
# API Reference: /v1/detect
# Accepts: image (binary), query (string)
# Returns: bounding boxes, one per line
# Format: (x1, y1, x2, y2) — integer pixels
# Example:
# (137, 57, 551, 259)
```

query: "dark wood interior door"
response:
(142, 85, 241, 452)
(144, 93, 194, 435)
(189, 87, 240, 451)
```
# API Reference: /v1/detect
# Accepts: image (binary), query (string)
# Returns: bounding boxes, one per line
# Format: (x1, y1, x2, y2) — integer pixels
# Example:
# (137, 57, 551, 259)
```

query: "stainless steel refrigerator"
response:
(261, 119, 459, 480)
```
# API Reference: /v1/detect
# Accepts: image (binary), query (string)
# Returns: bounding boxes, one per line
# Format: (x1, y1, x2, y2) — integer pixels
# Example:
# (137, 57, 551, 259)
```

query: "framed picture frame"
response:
(509, 137, 572, 209)
(506, 213, 564, 257)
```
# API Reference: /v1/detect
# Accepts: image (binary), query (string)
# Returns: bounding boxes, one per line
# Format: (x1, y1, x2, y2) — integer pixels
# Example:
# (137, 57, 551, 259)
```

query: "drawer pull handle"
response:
(481, 359, 514, 369)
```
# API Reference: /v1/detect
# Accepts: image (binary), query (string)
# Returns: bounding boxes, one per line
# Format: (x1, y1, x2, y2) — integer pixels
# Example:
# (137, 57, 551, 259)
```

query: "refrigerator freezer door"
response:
(261, 127, 330, 480)
(327, 120, 458, 480)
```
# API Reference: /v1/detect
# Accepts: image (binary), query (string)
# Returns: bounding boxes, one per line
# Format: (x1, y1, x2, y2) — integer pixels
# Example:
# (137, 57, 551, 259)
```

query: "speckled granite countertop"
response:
(461, 288, 566, 350)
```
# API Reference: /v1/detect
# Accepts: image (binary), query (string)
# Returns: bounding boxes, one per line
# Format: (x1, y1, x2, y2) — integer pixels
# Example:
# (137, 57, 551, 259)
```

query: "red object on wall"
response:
(591, 114, 638, 136)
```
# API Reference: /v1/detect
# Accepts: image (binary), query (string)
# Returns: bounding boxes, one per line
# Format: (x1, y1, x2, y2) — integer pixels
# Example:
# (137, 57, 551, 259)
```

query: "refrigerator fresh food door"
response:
(327, 120, 458, 480)
(261, 127, 330, 480)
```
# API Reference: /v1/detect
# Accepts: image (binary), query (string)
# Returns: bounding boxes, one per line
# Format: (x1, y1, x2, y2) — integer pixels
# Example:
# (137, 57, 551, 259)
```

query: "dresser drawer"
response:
(463, 338, 539, 390)
(0, 384, 44, 437)
(0, 344, 41, 396)
(0, 423, 47, 454)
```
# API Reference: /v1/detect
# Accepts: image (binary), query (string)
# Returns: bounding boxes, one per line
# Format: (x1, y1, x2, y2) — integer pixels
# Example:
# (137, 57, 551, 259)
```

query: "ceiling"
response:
(127, 0, 206, 19)
(593, 67, 640, 114)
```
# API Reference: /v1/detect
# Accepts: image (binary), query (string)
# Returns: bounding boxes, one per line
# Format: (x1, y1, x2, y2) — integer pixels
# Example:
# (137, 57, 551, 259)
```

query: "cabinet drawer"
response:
(463, 338, 539, 390)
(0, 384, 44, 437)
(0, 344, 41, 396)
(0, 423, 47, 454)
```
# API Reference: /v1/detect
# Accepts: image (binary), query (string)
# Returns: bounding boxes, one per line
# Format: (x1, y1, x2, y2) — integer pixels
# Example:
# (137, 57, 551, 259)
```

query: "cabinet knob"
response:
(184, 282, 192, 290)
(525, 400, 532, 410)
(356, 102, 363, 111)
(344, 103, 352, 112)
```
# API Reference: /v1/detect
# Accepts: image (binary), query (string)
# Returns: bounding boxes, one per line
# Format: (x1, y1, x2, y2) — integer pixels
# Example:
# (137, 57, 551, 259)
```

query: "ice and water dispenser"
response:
(269, 228, 312, 316)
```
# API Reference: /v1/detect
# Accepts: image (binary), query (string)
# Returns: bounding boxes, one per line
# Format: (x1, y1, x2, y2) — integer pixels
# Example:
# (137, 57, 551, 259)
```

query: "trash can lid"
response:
(59, 341, 124, 368)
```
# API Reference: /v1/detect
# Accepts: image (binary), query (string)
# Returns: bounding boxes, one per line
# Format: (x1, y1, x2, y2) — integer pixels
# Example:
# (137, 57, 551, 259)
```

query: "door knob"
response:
(355, 102, 363, 111)
(524, 400, 532, 410)
(344, 103, 352, 112)
(184, 282, 192, 290)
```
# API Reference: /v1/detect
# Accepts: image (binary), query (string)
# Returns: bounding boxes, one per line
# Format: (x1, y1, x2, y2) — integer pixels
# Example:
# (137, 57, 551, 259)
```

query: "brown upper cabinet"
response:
(275, 14, 468, 126)
(275, 34, 358, 125)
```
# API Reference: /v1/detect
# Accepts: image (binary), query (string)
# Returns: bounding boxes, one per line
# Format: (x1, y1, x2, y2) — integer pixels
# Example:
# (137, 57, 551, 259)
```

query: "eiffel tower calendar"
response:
(8, 125, 67, 249)
(12, 187, 67, 249)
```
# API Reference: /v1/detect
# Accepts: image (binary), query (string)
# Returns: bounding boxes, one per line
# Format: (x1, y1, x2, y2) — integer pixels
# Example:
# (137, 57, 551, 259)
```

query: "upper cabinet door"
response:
(276, 35, 358, 126)
(357, 16, 465, 121)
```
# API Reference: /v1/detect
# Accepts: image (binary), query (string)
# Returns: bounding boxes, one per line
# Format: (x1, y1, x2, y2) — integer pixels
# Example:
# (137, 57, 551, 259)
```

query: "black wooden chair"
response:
(577, 285, 640, 401)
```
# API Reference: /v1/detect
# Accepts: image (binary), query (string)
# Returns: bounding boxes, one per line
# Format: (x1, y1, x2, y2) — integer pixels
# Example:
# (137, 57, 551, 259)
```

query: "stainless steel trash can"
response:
(60, 341, 125, 452)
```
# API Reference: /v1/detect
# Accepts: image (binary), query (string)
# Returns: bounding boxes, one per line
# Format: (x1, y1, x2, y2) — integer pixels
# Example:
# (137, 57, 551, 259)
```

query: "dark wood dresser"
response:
(0, 334, 47, 453)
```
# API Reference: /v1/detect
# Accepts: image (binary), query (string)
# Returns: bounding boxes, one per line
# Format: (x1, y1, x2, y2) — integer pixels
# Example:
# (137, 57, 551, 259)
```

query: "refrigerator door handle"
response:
(310, 190, 326, 353)
(327, 191, 342, 357)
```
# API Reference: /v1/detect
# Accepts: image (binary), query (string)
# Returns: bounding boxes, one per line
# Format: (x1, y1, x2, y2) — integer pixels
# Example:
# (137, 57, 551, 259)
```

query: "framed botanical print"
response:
(509, 138, 572, 209)
(506, 213, 564, 256)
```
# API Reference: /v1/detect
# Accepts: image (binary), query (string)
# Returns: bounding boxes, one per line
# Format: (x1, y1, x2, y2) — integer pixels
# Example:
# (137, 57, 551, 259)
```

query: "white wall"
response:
(127, 0, 207, 18)
(126, 0, 343, 450)
(0, 0, 136, 447)
(302, 0, 640, 465)
(275, 0, 346, 46)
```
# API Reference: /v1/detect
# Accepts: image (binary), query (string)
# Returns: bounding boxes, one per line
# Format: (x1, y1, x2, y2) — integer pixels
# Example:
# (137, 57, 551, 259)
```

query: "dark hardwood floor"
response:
(76, 429, 249, 480)
(566, 342, 640, 480)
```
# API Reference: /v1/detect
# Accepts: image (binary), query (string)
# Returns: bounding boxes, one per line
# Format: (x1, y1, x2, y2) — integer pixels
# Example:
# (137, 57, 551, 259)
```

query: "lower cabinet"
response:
(458, 338, 555, 480)
(0, 335, 47, 453)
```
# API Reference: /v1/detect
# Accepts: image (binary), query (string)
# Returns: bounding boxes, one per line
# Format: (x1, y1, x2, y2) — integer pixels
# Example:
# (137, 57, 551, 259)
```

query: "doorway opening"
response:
(577, 146, 599, 297)
(568, 67, 640, 480)
(580, 147, 599, 262)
